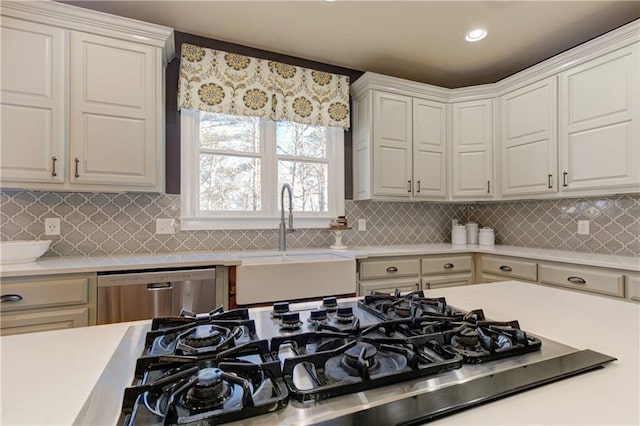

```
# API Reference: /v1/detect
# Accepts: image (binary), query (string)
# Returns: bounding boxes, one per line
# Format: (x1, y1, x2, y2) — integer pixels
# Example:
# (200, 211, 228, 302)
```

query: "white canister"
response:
(479, 227, 495, 246)
(466, 222, 479, 245)
(451, 225, 467, 245)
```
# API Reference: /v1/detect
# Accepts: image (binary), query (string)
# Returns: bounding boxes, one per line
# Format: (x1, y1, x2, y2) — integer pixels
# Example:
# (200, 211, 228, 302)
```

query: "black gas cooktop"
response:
(75, 291, 616, 426)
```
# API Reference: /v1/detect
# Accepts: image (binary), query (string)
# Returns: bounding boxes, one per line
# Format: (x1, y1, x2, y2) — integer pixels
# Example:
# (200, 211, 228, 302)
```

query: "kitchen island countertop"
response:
(0, 281, 638, 425)
(1, 243, 638, 278)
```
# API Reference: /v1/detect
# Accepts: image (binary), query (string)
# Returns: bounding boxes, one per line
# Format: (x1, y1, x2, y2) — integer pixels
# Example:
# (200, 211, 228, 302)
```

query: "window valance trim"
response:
(177, 43, 350, 129)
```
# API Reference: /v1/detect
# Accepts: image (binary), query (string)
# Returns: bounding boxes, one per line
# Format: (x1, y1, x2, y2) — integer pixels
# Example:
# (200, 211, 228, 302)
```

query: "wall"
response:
(1, 190, 638, 258)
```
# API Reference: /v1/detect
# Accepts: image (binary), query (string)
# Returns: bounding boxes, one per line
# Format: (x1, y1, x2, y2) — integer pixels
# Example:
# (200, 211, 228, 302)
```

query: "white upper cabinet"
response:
(70, 32, 158, 189)
(500, 77, 557, 197)
(0, 1, 174, 193)
(558, 44, 640, 194)
(372, 91, 413, 198)
(0, 17, 65, 184)
(451, 99, 494, 199)
(351, 76, 448, 201)
(412, 99, 447, 199)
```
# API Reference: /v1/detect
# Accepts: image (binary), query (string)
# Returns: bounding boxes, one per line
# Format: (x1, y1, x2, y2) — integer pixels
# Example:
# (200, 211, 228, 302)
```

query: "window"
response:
(181, 110, 344, 230)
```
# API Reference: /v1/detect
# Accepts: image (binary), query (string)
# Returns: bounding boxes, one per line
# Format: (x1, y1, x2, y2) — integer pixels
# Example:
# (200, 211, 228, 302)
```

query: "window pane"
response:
(200, 112, 260, 152)
(278, 160, 328, 212)
(276, 121, 327, 159)
(200, 154, 261, 211)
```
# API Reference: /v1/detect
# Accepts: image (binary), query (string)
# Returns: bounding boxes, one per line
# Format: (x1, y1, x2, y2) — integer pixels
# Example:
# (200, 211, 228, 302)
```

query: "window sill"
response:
(179, 216, 336, 231)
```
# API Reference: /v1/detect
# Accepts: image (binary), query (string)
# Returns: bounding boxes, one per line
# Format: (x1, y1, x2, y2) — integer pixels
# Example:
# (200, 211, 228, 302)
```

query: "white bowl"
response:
(0, 240, 52, 265)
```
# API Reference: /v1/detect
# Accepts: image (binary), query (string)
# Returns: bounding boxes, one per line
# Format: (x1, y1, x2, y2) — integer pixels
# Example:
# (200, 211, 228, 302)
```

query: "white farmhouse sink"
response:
(235, 252, 356, 304)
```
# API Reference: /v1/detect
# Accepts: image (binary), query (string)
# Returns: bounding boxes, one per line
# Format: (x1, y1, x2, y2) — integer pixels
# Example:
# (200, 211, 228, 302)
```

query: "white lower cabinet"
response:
(0, 273, 97, 336)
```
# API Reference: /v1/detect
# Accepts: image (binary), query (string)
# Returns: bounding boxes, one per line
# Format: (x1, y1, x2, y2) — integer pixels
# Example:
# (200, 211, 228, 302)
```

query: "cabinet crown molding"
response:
(1, 0, 175, 64)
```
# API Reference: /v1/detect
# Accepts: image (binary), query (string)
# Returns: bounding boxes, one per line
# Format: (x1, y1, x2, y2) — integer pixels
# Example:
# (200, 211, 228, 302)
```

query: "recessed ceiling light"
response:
(465, 28, 488, 43)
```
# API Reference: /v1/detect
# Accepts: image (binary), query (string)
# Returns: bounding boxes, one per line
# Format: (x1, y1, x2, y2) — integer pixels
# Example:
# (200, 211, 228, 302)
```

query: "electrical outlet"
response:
(44, 218, 60, 236)
(358, 218, 366, 232)
(577, 220, 590, 235)
(156, 218, 175, 235)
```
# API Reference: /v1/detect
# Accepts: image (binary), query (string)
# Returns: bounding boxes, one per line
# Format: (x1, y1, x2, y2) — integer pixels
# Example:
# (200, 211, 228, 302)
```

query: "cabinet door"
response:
(70, 32, 159, 189)
(373, 91, 412, 197)
(423, 273, 473, 289)
(413, 99, 447, 199)
(0, 18, 65, 185)
(0, 307, 89, 336)
(501, 77, 558, 196)
(359, 278, 419, 296)
(451, 99, 494, 199)
(558, 45, 640, 193)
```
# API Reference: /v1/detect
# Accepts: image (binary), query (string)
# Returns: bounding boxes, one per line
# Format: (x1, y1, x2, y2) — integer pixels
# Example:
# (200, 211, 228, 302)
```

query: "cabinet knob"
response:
(386, 266, 398, 273)
(1, 294, 23, 303)
(567, 276, 586, 284)
(443, 263, 454, 269)
(499, 265, 512, 272)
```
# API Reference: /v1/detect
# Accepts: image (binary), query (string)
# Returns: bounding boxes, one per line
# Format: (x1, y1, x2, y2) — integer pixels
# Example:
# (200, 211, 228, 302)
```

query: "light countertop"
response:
(0, 281, 638, 425)
(1, 244, 638, 278)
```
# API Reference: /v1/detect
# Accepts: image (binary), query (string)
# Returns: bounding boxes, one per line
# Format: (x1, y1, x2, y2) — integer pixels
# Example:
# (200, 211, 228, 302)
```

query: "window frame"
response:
(180, 109, 345, 230)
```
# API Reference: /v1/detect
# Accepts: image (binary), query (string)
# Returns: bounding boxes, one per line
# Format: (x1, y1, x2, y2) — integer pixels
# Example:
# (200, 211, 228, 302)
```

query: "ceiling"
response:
(62, 1, 640, 88)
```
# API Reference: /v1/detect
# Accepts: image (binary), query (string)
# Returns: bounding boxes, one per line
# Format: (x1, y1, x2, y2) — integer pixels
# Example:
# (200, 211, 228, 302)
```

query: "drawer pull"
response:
(407, 180, 412, 193)
(567, 276, 586, 285)
(547, 174, 553, 189)
(147, 282, 173, 290)
(51, 156, 58, 177)
(1, 294, 24, 303)
(443, 263, 454, 269)
(74, 158, 80, 178)
(562, 171, 568, 187)
(499, 265, 512, 272)
(386, 266, 398, 273)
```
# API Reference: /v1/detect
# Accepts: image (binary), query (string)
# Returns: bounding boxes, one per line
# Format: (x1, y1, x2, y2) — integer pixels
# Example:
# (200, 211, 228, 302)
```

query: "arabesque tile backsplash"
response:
(1, 190, 638, 257)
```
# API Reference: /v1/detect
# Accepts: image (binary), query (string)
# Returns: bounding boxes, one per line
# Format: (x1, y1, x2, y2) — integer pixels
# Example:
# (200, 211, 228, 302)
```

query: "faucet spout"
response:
(279, 183, 295, 251)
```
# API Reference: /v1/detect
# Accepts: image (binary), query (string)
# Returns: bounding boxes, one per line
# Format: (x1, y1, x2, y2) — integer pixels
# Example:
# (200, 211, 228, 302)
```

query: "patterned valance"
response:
(178, 43, 350, 129)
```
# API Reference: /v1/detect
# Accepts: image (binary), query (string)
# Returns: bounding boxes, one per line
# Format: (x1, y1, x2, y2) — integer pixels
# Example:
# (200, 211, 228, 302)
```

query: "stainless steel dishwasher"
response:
(96, 267, 217, 325)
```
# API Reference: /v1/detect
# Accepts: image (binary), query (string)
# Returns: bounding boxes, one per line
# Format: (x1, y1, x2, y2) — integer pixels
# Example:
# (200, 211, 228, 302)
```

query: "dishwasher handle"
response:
(147, 282, 173, 290)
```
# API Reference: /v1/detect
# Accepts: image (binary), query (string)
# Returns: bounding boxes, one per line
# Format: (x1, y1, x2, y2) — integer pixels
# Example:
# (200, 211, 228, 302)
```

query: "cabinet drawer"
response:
(360, 258, 420, 280)
(0, 277, 89, 311)
(422, 255, 472, 275)
(625, 274, 640, 302)
(482, 256, 537, 281)
(0, 307, 89, 336)
(538, 264, 624, 298)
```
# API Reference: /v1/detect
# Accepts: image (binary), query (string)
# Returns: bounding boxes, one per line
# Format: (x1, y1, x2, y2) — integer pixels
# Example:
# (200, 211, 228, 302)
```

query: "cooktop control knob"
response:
(308, 308, 328, 323)
(321, 296, 338, 311)
(336, 306, 354, 322)
(280, 311, 303, 330)
(271, 302, 289, 318)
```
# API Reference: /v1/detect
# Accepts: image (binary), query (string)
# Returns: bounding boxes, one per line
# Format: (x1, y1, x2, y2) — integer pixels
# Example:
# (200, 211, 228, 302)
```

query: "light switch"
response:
(358, 218, 366, 232)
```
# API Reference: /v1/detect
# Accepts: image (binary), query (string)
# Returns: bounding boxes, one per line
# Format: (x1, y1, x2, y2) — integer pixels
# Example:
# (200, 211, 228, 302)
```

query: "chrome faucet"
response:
(279, 183, 295, 251)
